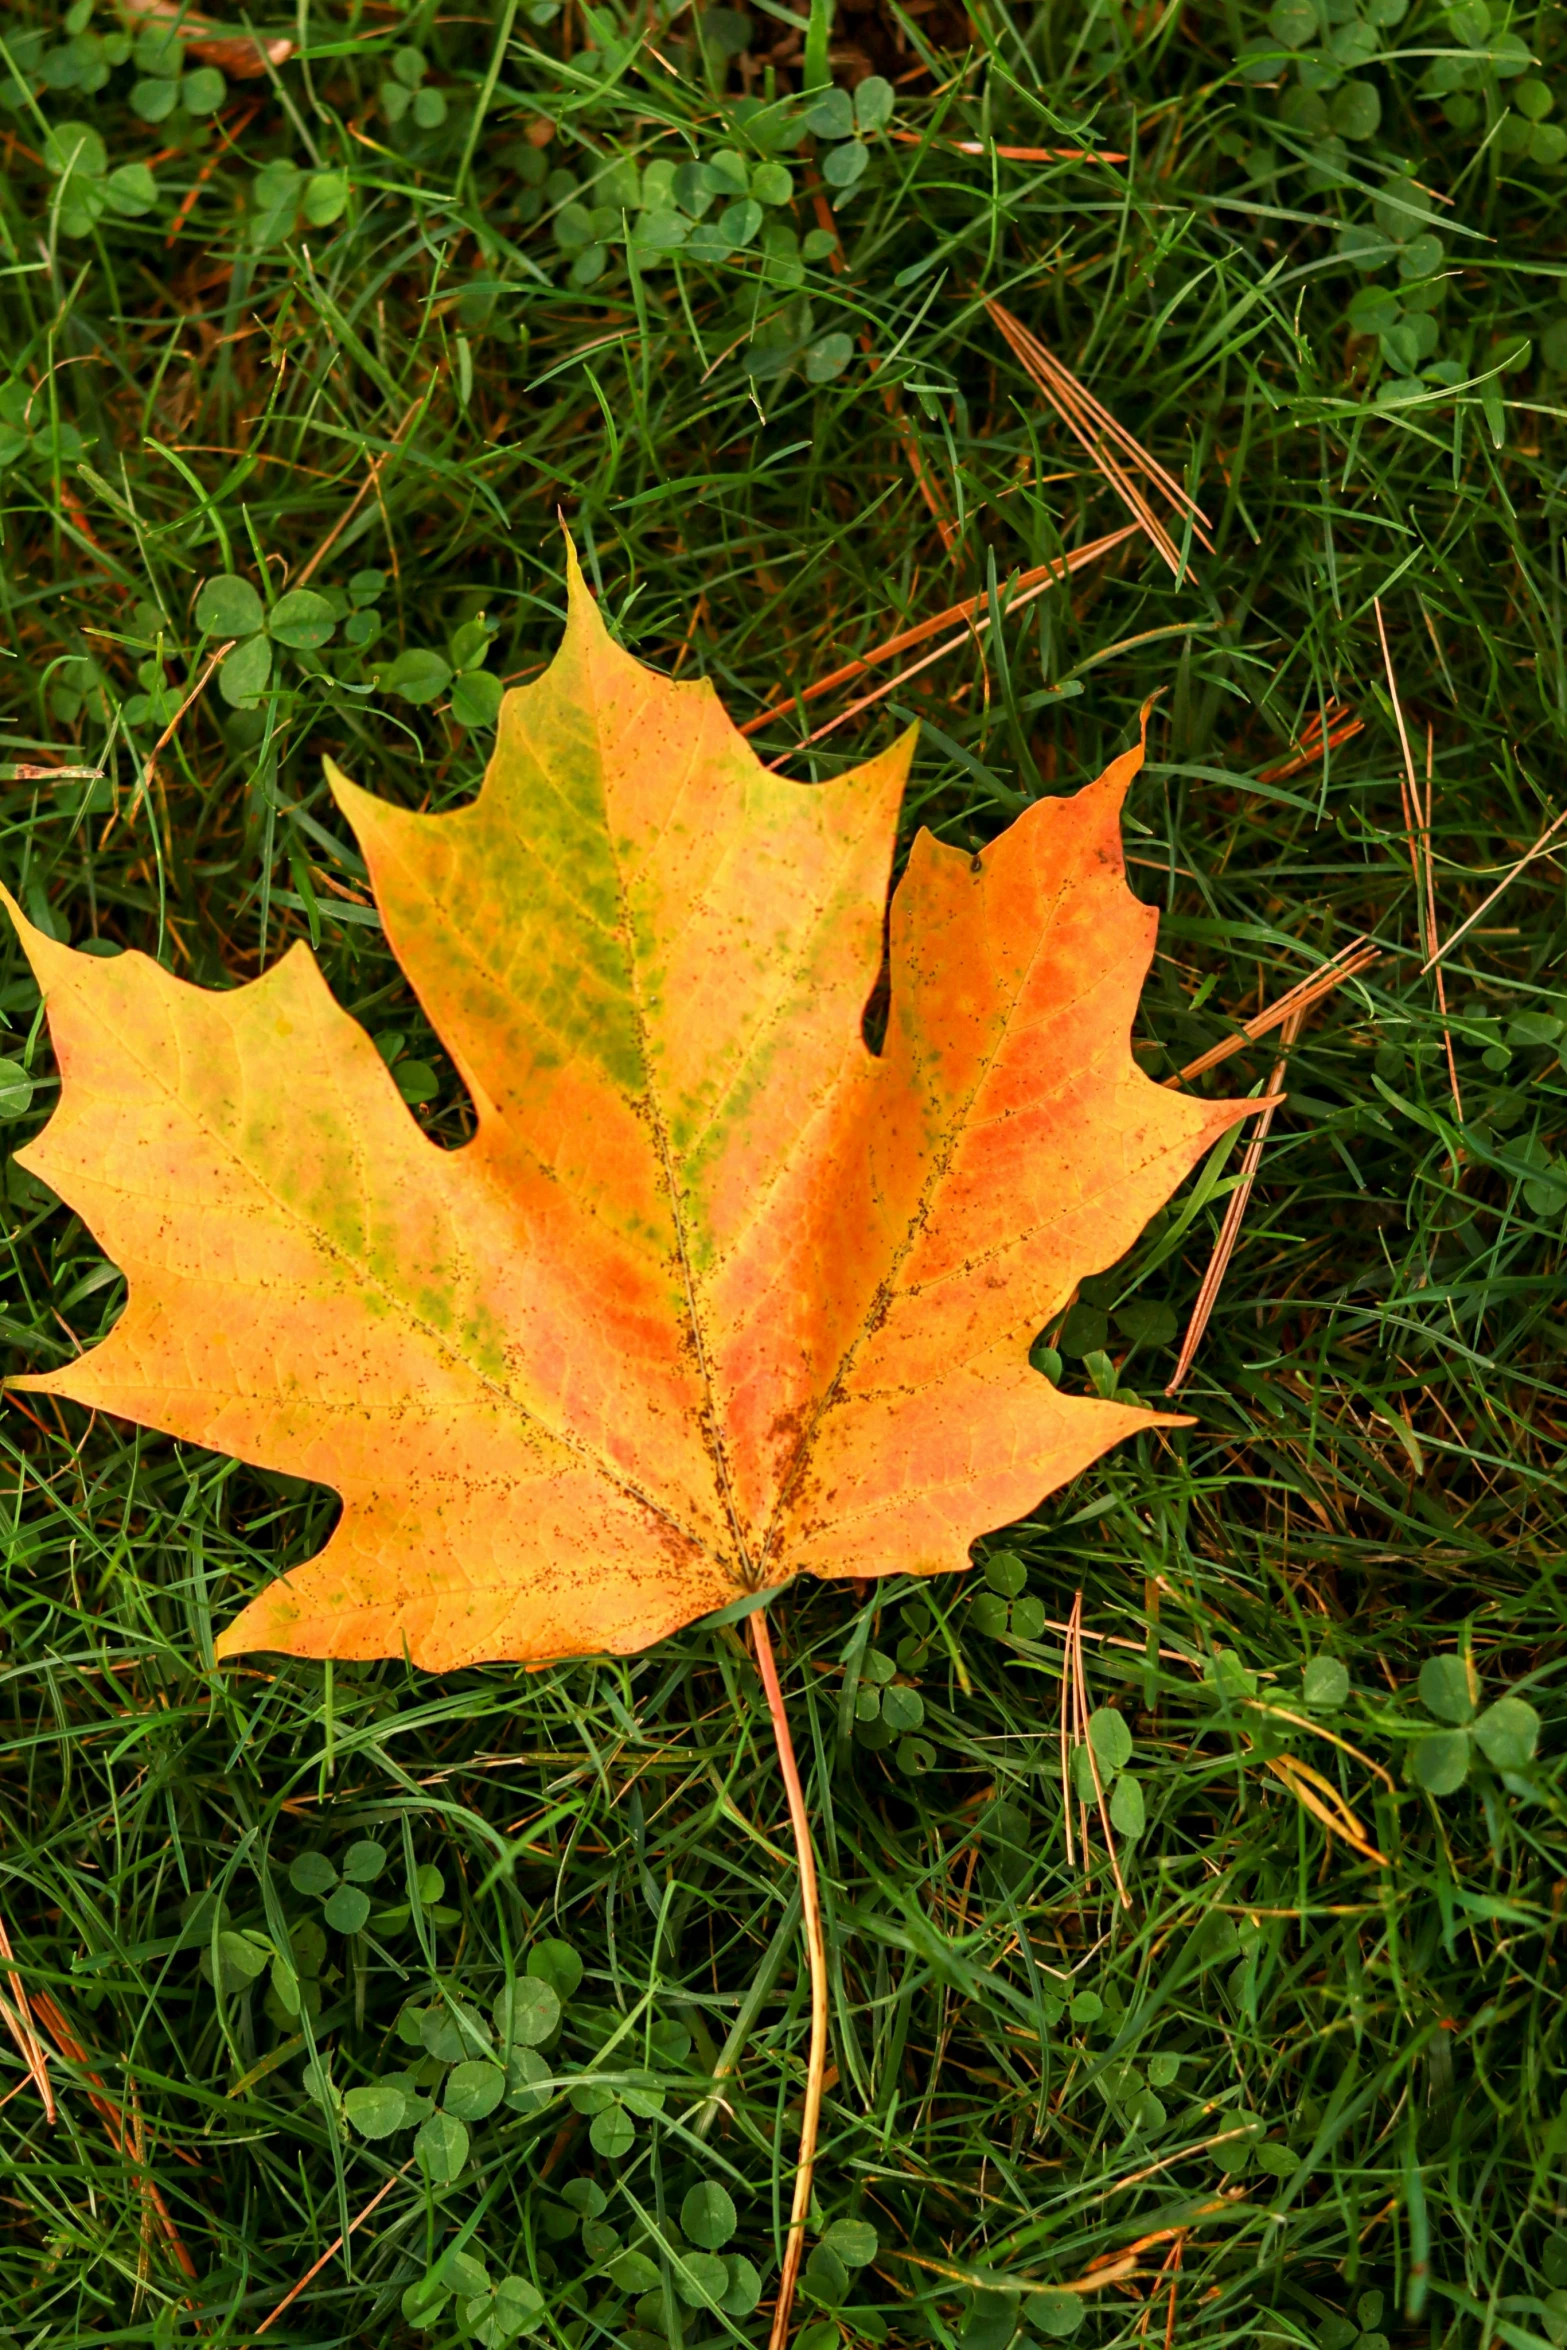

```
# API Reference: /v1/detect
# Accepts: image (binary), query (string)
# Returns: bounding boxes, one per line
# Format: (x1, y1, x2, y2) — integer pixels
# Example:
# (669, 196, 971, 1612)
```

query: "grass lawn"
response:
(3, 1, 1567, 2345)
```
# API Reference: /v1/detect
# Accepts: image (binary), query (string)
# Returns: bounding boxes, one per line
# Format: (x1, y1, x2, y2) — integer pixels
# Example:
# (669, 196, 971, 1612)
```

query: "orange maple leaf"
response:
(2, 556, 1247, 1671)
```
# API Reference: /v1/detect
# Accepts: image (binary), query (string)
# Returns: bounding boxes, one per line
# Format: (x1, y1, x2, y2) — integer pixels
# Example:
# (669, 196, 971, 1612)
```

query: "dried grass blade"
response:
(1070, 1597, 1129, 1907)
(749, 1611, 829, 2350)
(1420, 803, 1567, 974)
(1265, 1754, 1389, 1866)
(741, 526, 1134, 738)
(1165, 1017, 1299, 1394)
(992, 303, 1209, 527)
(767, 540, 1123, 760)
(1420, 721, 1463, 1120)
(27, 1987, 199, 2280)
(0, 1909, 54, 2119)
(987, 301, 1211, 574)
(891, 133, 1128, 162)
(1374, 598, 1463, 1121)
(1168, 940, 1379, 1087)
(254, 2163, 412, 2335)
(1060, 1592, 1078, 1869)
(1256, 699, 1365, 783)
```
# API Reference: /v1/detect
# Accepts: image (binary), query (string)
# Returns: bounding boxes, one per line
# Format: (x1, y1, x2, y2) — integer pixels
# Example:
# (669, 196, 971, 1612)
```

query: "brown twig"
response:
(1264, 1754, 1389, 1867)
(891, 133, 1128, 162)
(1165, 1014, 1299, 1395)
(1255, 698, 1365, 783)
(253, 2161, 413, 2335)
(1420, 722, 1463, 1121)
(1166, 939, 1379, 1087)
(808, 188, 955, 549)
(1373, 599, 1461, 1121)
(1163, 2236, 1184, 2350)
(748, 1610, 828, 2350)
(167, 103, 261, 244)
(741, 527, 1134, 740)
(115, 640, 235, 839)
(0, 1911, 52, 2119)
(27, 1987, 198, 2281)
(766, 533, 1132, 764)
(293, 391, 431, 589)
(3, 761, 105, 782)
(1419, 802, 1567, 975)
(986, 300, 1211, 578)
(1070, 1596, 1130, 1909)
(1059, 1592, 1078, 1870)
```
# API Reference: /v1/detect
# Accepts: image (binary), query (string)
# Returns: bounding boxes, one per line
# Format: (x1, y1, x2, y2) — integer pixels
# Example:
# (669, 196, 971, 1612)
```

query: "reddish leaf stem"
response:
(748, 1608, 828, 2350)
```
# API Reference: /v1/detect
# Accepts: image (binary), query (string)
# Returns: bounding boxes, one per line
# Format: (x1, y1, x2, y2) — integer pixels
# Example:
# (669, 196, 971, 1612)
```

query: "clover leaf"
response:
(681, 2181, 738, 2249)
(43, 120, 159, 237)
(1475, 1693, 1542, 1771)
(194, 572, 343, 708)
(493, 1974, 560, 2048)
(344, 2081, 409, 2138)
(1303, 1656, 1351, 1710)
(249, 161, 351, 250)
(382, 47, 447, 129)
(416, 2109, 470, 2183)
(287, 1839, 385, 1932)
(444, 2059, 506, 2121)
(1410, 1653, 1540, 1797)
(820, 2217, 877, 2267)
(1419, 1653, 1479, 1724)
(447, 615, 504, 728)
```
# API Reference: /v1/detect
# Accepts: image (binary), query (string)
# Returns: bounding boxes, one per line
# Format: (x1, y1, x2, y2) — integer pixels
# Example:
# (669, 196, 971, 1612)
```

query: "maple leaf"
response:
(1, 556, 1248, 1670)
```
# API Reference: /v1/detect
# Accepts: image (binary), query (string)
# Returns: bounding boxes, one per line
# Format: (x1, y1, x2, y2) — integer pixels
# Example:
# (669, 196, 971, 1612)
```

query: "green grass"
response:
(3, 1, 1567, 2346)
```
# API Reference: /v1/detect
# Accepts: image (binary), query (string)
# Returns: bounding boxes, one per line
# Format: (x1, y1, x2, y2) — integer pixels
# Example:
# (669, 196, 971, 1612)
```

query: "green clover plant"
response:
(43, 119, 157, 237)
(194, 572, 340, 710)
(129, 23, 225, 124)
(380, 45, 447, 131)
(1410, 1651, 1542, 1794)
(969, 1549, 1049, 1644)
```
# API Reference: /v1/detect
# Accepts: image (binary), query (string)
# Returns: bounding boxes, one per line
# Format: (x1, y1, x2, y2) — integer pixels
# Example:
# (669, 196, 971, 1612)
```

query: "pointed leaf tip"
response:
(561, 534, 606, 640)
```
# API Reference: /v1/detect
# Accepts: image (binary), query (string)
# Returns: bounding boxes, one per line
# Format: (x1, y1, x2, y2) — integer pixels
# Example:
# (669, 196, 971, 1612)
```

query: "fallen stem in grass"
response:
(1419, 800, 1567, 975)
(1255, 697, 1365, 784)
(166, 103, 261, 245)
(26, 1986, 198, 2282)
(0, 1909, 52, 2120)
(1059, 1592, 1078, 1870)
(883, 2206, 1235, 2298)
(890, 132, 1128, 163)
(1374, 598, 1462, 1122)
(293, 389, 431, 588)
(1421, 721, 1463, 1121)
(1264, 1753, 1389, 1867)
(766, 534, 1131, 761)
(748, 1608, 827, 2350)
(741, 526, 1134, 739)
(114, 640, 235, 838)
(1241, 1700, 1396, 1791)
(253, 2160, 413, 2335)
(1069, 1593, 1130, 1909)
(805, 184, 956, 549)
(1, 761, 105, 783)
(986, 300, 1212, 578)
(1166, 938, 1378, 1087)
(1165, 1018, 1298, 1394)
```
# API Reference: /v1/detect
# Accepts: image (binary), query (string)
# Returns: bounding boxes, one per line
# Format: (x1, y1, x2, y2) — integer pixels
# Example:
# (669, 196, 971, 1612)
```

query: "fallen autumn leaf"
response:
(1, 549, 1247, 1671)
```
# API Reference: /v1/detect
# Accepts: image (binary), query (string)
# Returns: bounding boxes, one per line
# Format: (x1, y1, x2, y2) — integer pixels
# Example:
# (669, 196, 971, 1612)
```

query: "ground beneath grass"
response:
(3, 3, 1567, 2347)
